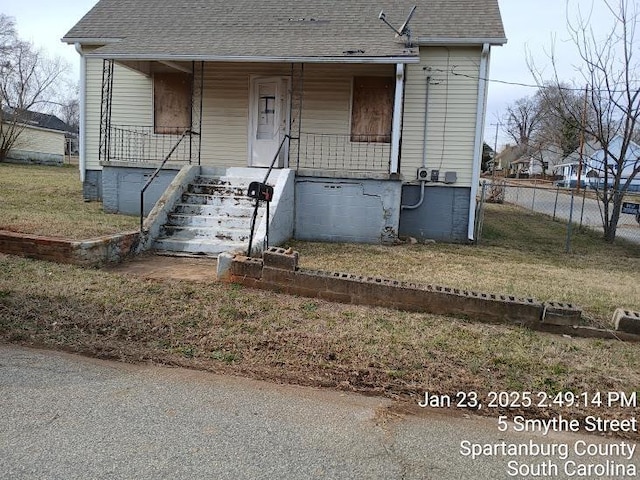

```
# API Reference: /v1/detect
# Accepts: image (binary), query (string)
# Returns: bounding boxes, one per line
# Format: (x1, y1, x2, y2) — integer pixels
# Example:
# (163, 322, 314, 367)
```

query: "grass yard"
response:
(1, 253, 639, 436)
(1, 163, 639, 431)
(0, 163, 138, 238)
(291, 203, 640, 327)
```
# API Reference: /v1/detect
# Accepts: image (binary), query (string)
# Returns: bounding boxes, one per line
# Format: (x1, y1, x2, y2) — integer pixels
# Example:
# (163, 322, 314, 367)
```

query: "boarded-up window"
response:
(154, 72, 191, 134)
(351, 76, 394, 143)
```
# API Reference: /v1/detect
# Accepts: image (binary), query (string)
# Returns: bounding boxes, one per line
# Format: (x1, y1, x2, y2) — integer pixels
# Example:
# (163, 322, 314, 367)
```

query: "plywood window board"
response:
(351, 76, 394, 143)
(154, 72, 191, 134)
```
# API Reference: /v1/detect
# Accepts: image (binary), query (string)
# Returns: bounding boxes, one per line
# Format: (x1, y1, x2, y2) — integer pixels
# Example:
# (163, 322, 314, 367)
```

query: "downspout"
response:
(74, 42, 86, 183)
(401, 70, 431, 210)
(389, 63, 405, 175)
(421, 70, 432, 169)
(467, 43, 490, 241)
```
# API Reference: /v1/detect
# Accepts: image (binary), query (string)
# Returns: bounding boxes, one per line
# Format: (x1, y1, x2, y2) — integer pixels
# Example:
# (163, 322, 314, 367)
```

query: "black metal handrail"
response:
(139, 129, 197, 232)
(246, 134, 296, 256)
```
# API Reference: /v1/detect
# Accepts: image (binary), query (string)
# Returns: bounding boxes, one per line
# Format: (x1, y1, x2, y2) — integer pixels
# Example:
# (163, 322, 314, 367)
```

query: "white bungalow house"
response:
(557, 137, 640, 192)
(509, 144, 564, 178)
(1, 110, 72, 166)
(62, 0, 506, 255)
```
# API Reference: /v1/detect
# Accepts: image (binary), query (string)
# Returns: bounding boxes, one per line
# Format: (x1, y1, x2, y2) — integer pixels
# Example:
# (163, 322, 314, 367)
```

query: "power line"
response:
(429, 67, 639, 94)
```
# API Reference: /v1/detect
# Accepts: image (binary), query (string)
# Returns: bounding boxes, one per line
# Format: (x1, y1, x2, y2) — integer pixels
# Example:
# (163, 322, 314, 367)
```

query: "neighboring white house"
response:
(557, 136, 640, 192)
(509, 144, 564, 177)
(554, 140, 600, 188)
(2, 111, 72, 166)
(62, 0, 506, 245)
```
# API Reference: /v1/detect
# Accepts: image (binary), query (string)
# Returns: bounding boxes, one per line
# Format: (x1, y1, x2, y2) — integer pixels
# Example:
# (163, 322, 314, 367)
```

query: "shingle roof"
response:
(2, 109, 76, 133)
(62, 0, 506, 60)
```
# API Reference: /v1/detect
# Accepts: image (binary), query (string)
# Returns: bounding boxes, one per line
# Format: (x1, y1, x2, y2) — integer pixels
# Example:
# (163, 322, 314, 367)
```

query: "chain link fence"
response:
(476, 180, 640, 250)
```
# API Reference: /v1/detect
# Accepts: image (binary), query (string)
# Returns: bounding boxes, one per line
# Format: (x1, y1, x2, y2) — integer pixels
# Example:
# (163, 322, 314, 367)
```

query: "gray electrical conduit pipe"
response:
(401, 73, 431, 210)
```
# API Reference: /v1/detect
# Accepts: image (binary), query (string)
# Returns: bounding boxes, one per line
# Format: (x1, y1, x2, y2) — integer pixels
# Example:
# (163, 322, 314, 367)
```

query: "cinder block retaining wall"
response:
(0, 230, 139, 267)
(219, 247, 640, 342)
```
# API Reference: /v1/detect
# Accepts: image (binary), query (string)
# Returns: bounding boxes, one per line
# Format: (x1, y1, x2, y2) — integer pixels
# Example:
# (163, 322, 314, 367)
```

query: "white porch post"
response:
(468, 43, 491, 241)
(390, 63, 405, 175)
(75, 43, 86, 183)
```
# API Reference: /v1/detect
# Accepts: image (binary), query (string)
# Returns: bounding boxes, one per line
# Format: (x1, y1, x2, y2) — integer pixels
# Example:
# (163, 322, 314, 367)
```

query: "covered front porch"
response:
(89, 58, 408, 249)
(95, 59, 407, 178)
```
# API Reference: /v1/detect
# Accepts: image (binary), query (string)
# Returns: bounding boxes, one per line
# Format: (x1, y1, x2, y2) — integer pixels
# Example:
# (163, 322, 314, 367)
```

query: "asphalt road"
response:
(1, 344, 638, 479)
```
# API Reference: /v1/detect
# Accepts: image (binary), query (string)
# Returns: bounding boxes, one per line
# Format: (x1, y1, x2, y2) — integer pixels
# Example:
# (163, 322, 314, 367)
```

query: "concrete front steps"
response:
(153, 173, 261, 256)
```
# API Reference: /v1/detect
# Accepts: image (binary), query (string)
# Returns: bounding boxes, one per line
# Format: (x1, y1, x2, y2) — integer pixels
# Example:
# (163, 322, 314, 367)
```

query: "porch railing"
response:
(294, 132, 391, 172)
(140, 129, 197, 231)
(107, 125, 196, 164)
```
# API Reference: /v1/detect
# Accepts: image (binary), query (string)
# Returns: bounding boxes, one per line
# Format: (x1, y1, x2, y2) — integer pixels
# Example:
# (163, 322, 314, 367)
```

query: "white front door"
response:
(249, 77, 289, 167)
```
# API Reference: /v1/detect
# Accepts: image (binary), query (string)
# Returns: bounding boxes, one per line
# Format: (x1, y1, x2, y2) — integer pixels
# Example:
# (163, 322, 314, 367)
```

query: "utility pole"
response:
(576, 85, 588, 193)
(489, 122, 502, 180)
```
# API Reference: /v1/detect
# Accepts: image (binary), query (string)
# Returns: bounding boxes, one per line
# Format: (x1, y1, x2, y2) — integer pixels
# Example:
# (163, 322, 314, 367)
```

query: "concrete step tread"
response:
(153, 250, 219, 259)
(153, 237, 247, 256)
(159, 227, 250, 243)
(173, 202, 256, 210)
(163, 224, 250, 232)
(167, 213, 253, 221)
(193, 177, 260, 188)
(171, 204, 259, 218)
(182, 192, 254, 199)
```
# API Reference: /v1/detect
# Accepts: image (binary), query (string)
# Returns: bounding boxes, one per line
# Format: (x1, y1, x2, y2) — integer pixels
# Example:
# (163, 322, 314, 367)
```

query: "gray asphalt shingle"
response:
(63, 0, 506, 59)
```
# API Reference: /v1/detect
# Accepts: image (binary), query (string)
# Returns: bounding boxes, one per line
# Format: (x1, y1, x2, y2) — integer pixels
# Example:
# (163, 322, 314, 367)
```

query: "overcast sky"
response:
(1, 0, 627, 149)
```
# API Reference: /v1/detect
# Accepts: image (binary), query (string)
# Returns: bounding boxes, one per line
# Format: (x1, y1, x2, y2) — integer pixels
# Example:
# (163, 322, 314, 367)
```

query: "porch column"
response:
(390, 63, 405, 175)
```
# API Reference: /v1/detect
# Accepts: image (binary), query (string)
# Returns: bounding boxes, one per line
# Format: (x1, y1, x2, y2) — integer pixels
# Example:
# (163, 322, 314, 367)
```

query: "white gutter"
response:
(75, 42, 87, 183)
(83, 53, 420, 65)
(390, 63, 405, 175)
(467, 43, 490, 242)
(417, 37, 507, 46)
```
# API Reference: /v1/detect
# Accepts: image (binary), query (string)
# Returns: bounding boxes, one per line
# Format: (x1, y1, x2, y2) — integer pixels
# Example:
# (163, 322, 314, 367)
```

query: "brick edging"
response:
(218, 247, 640, 342)
(0, 230, 140, 267)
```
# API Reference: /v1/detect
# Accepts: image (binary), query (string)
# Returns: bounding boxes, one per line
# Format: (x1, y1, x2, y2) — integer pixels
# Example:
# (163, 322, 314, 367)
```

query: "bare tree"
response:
(533, 0, 640, 243)
(502, 83, 585, 178)
(51, 79, 80, 131)
(503, 96, 542, 147)
(534, 83, 583, 157)
(0, 14, 68, 162)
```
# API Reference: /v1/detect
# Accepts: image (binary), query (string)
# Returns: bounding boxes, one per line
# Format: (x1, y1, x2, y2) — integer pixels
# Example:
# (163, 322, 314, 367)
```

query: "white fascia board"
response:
(417, 37, 507, 47)
(84, 53, 420, 64)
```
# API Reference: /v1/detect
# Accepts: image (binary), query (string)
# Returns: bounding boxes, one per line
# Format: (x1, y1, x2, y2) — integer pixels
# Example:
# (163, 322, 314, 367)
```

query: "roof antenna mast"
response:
(378, 5, 417, 47)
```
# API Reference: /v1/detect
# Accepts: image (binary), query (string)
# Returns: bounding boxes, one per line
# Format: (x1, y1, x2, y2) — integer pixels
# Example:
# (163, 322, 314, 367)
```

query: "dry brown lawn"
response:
(292, 203, 640, 327)
(0, 163, 138, 238)
(1, 253, 639, 438)
(1, 165, 639, 434)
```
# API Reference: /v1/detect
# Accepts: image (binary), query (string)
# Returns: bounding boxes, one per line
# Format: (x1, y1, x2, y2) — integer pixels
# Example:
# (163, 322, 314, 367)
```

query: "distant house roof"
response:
(62, 0, 506, 62)
(562, 140, 601, 165)
(2, 109, 77, 134)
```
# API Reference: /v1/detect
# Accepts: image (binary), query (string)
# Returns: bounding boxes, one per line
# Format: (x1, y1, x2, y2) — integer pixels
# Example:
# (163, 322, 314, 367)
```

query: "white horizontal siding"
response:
(401, 47, 481, 186)
(200, 62, 393, 167)
(84, 60, 395, 169)
(85, 59, 153, 170)
(12, 125, 65, 156)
